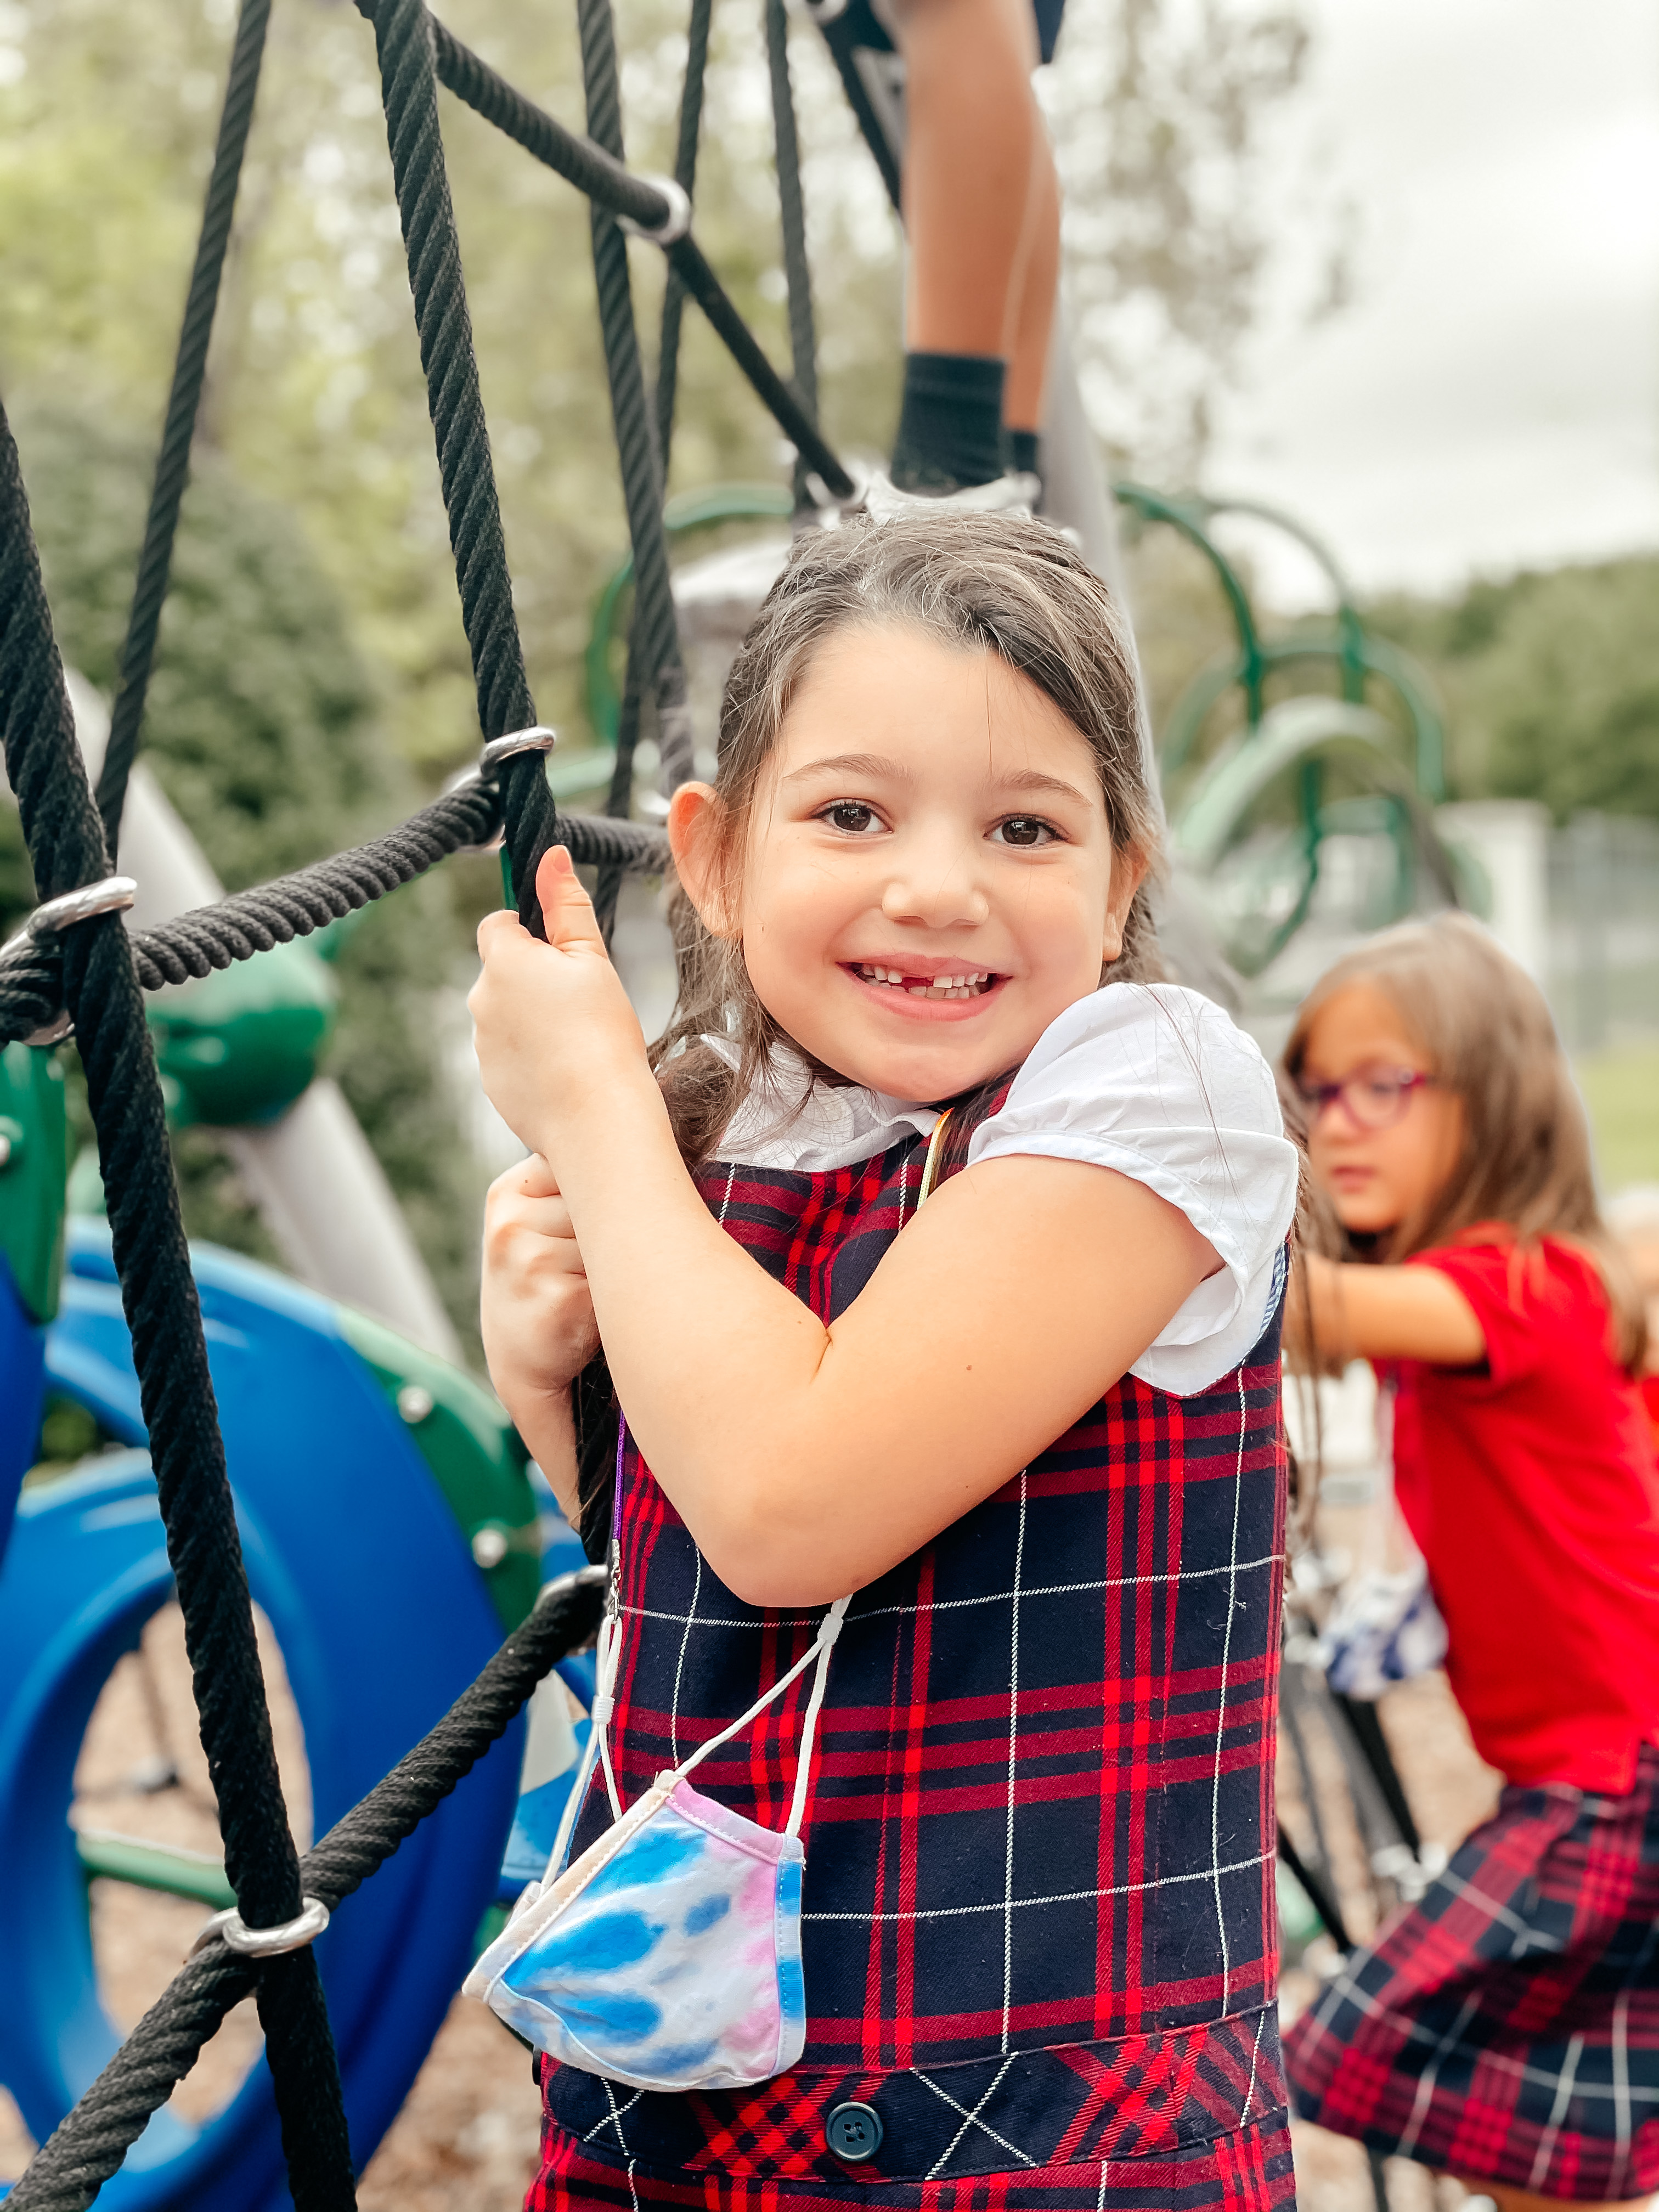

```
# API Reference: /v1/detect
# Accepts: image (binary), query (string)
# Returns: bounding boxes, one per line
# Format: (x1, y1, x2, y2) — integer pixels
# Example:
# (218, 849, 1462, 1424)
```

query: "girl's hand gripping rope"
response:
(479, 1154, 600, 1521)
(472, 847, 656, 1517)
(471, 844, 654, 1160)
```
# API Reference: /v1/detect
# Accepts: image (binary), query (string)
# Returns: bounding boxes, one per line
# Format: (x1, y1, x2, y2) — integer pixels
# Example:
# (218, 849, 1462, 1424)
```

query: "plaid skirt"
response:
(528, 2050, 1297, 2210)
(1284, 1742, 1659, 2198)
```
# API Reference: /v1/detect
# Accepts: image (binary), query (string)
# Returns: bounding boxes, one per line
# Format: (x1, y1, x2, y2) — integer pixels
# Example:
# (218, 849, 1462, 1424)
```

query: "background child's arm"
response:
(478, 1153, 599, 1522)
(1294, 1250, 1485, 1369)
(472, 854, 1220, 1607)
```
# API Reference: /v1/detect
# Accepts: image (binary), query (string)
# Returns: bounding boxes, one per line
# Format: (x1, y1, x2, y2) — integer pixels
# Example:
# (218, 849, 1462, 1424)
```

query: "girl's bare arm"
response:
(1291, 1250, 1485, 1369)
(472, 853, 1218, 1607)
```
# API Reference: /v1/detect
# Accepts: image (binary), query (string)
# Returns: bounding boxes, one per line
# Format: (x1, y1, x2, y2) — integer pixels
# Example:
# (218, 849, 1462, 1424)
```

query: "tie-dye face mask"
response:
(465, 1588, 850, 2093)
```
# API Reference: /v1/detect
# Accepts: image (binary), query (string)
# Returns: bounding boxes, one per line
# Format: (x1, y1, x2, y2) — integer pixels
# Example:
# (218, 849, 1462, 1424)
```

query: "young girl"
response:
(469, 512, 1299, 2211)
(1280, 915, 1659, 2212)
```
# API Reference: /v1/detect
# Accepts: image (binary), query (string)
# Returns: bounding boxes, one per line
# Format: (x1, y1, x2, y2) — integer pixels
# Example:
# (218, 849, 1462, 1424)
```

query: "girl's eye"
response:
(821, 801, 881, 835)
(991, 815, 1059, 849)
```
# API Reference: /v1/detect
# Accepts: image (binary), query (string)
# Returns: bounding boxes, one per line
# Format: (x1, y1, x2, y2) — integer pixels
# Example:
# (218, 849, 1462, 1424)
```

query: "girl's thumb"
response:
(535, 843, 607, 953)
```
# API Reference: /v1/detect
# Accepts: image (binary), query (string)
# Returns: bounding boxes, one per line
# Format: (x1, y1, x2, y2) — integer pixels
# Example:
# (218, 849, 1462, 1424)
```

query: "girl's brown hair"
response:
(650, 508, 1164, 1167)
(1282, 911, 1646, 1371)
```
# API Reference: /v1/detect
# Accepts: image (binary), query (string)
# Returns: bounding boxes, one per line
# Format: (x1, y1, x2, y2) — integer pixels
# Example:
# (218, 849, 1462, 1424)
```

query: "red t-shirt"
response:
(1389, 1231, 1659, 1791)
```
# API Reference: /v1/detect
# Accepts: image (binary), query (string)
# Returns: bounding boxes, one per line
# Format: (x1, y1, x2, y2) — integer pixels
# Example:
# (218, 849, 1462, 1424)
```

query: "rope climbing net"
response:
(0, 0, 852, 2198)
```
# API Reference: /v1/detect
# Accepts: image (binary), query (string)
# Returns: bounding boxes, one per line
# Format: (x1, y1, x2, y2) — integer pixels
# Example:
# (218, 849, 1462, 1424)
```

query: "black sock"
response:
(889, 352, 1006, 493)
(1005, 427, 1041, 479)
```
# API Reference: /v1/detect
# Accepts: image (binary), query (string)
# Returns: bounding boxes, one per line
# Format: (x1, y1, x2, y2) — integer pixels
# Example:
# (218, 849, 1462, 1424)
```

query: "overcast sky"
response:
(1204, 0, 1659, 605)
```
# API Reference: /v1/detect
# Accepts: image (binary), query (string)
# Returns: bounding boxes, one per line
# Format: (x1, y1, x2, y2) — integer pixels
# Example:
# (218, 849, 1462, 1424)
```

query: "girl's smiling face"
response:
(670, 624, 1144, 1102)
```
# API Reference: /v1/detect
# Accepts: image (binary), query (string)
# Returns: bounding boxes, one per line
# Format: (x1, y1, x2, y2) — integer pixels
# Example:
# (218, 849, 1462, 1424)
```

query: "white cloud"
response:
(1207, 0, 1659, 600)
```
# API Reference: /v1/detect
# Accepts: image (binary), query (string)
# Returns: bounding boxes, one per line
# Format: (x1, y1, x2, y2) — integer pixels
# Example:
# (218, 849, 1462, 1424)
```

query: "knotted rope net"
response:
(0, 0, 840, 2198)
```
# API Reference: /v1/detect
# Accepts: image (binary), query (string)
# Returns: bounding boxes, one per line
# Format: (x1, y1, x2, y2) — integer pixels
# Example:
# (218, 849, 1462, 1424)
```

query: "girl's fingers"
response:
(537, 844, 609, 957)
(516, 1154, 563, 1200)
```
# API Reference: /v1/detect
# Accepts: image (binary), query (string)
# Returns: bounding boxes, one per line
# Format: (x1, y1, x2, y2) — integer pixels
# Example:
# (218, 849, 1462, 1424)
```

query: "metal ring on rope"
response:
(29, 876, 139, 934)
(617, 173, 691, 246)
(1, 877, 138, 1045)
(189, 1894, 332, 1960)
(479, 724, 560, 770)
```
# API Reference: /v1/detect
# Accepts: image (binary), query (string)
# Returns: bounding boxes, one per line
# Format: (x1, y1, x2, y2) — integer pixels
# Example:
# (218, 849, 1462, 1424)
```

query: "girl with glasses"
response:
(1281, 912, 1659, 2212)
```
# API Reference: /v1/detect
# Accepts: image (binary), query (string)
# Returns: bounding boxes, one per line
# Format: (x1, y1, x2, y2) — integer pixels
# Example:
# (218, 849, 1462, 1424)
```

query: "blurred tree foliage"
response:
(0, 0, 1319, 776)
(1042, 0, 1324, 481)
(0, 0, 1324, 1354)
(1370, 558, 1659, 821)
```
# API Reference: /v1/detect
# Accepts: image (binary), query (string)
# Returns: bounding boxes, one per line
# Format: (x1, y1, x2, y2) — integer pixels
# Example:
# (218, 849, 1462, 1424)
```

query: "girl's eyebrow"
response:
(997, 768, 1094, 808)
(780, 752, 911, 785)
(780, 756, 1093, 809)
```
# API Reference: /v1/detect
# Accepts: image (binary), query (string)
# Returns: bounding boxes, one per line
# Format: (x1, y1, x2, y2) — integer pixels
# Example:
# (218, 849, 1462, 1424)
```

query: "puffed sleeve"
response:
(965, 983, 1299, 1395)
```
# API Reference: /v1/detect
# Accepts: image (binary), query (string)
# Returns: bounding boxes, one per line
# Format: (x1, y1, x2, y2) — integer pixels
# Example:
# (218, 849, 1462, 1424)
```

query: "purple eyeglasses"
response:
(1296, 1065, 1433, 1131)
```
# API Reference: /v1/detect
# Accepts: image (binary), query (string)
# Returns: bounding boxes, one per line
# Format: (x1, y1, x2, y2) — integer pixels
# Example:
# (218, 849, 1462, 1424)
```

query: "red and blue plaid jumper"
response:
(531, 1105, 1294, 2211)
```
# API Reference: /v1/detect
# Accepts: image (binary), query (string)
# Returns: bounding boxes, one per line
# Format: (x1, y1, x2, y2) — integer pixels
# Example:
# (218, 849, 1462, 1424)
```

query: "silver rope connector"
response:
(30, 876, 139, 935)
(0, 876, 139, 1046)
(479, 726, 559, 774)
(190, 1894, 331, 1960)
(618, 177, 692, 247)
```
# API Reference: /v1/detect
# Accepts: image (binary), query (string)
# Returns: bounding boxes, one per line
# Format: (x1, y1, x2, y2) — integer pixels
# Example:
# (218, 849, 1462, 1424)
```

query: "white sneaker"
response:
(858, 468, 1042, 523)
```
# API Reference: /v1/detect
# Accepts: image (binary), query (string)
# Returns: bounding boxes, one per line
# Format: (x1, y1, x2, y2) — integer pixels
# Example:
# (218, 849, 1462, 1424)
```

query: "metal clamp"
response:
(30, 876, 138, 935)
(0, 876, 138, 1048)
(190, 1894, 331, 1960)
(479, 726, 559, 774)
(617, 176, 692, 247)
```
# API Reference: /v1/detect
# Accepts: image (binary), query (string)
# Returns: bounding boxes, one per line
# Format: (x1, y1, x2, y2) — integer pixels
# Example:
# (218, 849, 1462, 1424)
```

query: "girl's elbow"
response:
(693, 1493, 854, 1609)
(701, 1529, 848, 1611)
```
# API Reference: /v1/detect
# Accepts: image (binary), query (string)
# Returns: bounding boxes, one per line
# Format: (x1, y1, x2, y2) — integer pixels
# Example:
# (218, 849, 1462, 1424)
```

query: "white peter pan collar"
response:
(702, 1035, 941, 1172)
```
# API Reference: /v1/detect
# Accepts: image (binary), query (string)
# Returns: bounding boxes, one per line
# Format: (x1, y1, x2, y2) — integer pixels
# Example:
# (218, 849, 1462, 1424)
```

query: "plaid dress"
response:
(1284, 1750, 1659, 2198)
(531, 1104, 1293, 2211)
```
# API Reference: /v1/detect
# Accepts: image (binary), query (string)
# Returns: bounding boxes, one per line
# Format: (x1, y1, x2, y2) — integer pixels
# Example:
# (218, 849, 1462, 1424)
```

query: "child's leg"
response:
(885, 0, 1052, 491)
(1000, 119, 1060, 481)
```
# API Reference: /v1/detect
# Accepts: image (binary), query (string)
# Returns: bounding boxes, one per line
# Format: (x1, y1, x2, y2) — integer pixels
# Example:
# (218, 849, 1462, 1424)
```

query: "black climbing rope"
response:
(367, 0, 556, 929)
(651, 0, 714, 471)
(94, 0, 272, 858)
(8, 1570, 606, 2212)
(593, 0, 714, 943)
(1, 398, 358, 2211)
(805, 2, 901, 211)
(1, 0, 875, 2193)
(577, 0, 695, 807)
(362, 1, 853, 497)
(766, 0, 821, 512)
(0, 786, 670, 1047)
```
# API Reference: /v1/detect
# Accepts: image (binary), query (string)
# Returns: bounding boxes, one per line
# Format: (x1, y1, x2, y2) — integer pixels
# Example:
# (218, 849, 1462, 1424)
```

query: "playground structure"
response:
(0, 1, 1465, 2206)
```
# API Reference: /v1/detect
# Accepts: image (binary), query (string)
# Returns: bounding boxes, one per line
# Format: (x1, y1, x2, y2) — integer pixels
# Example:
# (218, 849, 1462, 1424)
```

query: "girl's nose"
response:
(879, 840, 991, 930)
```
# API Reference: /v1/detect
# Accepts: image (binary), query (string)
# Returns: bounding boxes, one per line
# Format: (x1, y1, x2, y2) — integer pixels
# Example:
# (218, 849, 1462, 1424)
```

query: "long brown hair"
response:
(650, 509, 1164, 1167)
(1282, 912, 1646, 1371)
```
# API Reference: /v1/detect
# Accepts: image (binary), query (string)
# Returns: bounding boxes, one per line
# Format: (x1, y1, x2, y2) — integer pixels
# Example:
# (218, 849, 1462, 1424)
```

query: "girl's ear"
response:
(667, 782, 736, 938)
(1101, 844, 1150, 962)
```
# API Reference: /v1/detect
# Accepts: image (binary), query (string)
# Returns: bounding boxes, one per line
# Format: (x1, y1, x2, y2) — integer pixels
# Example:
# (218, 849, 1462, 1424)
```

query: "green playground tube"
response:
(75, 1828, 236, 1911)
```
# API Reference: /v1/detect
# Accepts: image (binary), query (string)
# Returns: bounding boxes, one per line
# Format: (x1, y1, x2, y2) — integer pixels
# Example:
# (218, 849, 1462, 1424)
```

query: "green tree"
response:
(1370, 557, 1659, 820)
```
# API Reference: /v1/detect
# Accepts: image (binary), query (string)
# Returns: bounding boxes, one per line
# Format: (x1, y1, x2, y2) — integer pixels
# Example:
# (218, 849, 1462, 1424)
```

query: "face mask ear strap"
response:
(592, 1609, 625, 1821)
(784, 1596, 850, 1837)
(669, 1595, 851, 1808)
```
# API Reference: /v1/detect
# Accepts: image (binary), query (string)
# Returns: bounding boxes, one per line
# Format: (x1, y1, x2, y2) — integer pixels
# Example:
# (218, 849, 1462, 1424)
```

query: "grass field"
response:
(1576, 1040, 1659, 1193)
